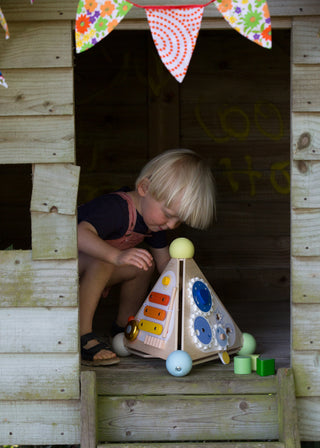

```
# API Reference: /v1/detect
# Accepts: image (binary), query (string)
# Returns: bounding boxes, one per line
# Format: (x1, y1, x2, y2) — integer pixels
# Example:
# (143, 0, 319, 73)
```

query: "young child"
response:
(78, 149, 216, 366)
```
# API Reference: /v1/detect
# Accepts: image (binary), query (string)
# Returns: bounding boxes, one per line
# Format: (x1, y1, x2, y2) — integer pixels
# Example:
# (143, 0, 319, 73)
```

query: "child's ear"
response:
(137, 178, 149, 197)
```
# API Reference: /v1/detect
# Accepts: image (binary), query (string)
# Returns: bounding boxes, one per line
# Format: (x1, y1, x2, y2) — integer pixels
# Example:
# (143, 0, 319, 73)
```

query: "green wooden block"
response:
(256, 356, 275, 376)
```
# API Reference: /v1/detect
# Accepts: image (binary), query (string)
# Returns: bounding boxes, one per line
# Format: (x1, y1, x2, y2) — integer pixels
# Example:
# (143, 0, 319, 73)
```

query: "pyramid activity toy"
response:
(124, 238, 243, 365)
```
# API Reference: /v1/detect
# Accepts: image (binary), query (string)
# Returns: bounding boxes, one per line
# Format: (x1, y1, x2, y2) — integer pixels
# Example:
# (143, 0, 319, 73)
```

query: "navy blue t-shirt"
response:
(77, 189, 167, 249)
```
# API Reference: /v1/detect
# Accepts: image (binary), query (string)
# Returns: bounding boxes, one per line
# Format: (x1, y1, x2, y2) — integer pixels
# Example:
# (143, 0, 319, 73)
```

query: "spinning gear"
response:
(124, 238, 243, 365)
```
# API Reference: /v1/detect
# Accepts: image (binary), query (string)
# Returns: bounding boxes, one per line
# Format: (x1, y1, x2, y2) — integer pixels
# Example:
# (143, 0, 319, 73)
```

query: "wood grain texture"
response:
(0, 116, 75, 164)
(0, 353, 79, 400)
(1, 0, 320, 21)
(0, 68, 74, 116)
(0, 251, 78, 307)
(0, 21, 72, 68)
(0, 399, 80, 445)
(291, 256, 320, 303)
(31, 163, 80, 215)
(31, 212, 77, 260)
(0, 307, 78, 353)
(97, 394, 278, 442)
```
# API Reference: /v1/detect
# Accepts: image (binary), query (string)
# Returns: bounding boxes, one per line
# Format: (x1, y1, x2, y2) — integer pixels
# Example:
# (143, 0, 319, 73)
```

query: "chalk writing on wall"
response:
(220, 156, 290, 196)
(195, 101, 284, 142)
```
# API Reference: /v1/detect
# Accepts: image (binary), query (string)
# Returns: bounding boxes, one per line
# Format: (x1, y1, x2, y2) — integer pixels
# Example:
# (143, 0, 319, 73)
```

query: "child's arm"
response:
(150, 246, 170, 274)
(78, 221, 153, 271)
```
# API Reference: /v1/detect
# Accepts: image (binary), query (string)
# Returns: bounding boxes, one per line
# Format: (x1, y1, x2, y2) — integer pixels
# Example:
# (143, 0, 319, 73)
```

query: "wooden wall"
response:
(291, 16, 320, 441)
(0, 2, 80, 444)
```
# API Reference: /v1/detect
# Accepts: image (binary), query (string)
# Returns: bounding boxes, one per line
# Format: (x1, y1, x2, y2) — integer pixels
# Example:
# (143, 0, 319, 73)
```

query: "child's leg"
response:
(79, 252, 117, 361)
(78, 252, 154, 360)
(115, 262, 155, 328)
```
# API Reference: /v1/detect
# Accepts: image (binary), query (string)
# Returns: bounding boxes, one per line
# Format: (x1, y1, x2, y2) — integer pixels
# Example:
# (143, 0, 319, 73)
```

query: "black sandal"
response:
(81, 332, 120, 366)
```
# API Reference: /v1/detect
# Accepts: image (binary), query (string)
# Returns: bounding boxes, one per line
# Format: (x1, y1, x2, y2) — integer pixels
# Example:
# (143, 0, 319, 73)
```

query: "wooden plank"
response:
(94, 358, 277, 396)
(0, 353, 79, 400)
(0, 116, 75, 164)
(292, 351, 320, 397)
(292, 17, 320, 64)
(0, 399, 80, 445)
(0, 21, 72, 69)
(2, 0, 320, 20)
(0, 250, 78, 307)
(98, 443, 285, 448)
(0, 68, 73, 116)
(292, 113, 320, 160)
(31, 163, 80, 215)
(291, 256, 320, 303)
(292, 160, 320, 207)
(81, 371, 97, 448)
(276, 368, 300, 447)
(292, 304, 320, 350)
(0, 307, 78, 353)
(99, 444, 284, 448)
(297, 397, 320, 441)
(31, 212, 77, 260)
(291, 209, 320, 256)
(292, 66, 320, 112)
(97, 394, 278, 442)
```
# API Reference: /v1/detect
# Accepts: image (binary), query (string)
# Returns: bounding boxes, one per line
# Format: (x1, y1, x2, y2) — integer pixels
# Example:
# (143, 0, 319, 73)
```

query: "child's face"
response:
(140, 191, 181, 233)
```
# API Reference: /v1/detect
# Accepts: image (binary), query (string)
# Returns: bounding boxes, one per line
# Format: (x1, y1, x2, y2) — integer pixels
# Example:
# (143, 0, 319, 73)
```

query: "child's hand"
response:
(115, 248, 153, 271)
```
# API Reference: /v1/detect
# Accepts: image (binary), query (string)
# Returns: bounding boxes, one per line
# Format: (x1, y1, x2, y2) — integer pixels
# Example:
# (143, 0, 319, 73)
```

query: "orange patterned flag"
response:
(145, 5, 205, 83)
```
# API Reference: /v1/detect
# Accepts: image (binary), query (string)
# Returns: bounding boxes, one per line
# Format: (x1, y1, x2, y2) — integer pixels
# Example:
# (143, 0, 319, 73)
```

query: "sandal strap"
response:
(80, 332, 97, 346)
(81, 332, 113, 361)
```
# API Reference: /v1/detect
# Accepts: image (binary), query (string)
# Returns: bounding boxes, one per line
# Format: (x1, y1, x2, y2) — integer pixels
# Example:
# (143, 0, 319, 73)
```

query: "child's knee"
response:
(138, 259, 155, 279)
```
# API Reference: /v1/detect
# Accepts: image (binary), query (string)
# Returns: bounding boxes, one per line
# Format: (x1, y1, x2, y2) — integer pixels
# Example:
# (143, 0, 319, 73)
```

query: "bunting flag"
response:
(0, 71, 8, 88)
(0, 7, 10, 39)
(214, 0, 272, 49)
(145, 5, 205, 83)
(75, 0, 272, 82)
(75, 0, 133, 53)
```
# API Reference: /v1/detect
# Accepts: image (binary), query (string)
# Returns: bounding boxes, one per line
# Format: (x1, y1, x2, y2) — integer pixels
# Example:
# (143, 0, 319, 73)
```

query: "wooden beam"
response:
(277, 368, 300, 447)
(81, 370, 97, 448)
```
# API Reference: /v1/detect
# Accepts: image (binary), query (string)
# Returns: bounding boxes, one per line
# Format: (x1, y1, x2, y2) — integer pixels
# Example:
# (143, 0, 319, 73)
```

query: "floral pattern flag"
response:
(214, 0, 272, 48)
(75, 0, 133, 53)
(0, 7, 9, 39)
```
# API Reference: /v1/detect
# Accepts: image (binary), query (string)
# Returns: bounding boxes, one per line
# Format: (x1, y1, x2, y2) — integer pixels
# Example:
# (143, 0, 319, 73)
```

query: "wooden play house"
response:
(0, 0, 320, 446)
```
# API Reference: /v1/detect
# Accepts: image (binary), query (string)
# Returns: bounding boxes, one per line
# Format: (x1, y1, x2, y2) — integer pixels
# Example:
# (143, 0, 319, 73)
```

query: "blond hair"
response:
(136, 149, 216, 229)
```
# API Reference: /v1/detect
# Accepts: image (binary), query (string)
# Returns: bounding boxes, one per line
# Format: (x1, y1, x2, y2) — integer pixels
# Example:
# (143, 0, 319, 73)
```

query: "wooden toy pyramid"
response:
(124, 238, 243, 365)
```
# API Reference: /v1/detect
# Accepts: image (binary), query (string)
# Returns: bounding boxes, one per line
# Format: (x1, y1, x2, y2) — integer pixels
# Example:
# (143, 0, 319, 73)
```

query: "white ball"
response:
(112, 332, 131, 357)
